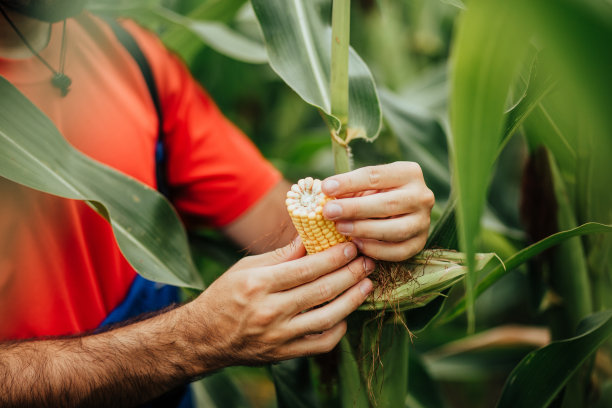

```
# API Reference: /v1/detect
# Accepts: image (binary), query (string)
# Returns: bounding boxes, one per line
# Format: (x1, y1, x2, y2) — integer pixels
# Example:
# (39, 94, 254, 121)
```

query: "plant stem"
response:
(330, 0, 352, 174)
(332, 141, 351, 174)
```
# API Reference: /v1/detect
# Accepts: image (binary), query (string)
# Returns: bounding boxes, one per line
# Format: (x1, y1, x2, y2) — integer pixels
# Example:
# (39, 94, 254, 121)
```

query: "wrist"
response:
(174, 300, 229, 377)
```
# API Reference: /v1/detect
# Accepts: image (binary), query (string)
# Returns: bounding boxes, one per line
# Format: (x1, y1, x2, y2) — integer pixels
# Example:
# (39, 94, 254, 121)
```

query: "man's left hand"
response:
(321, 161, 435, 262)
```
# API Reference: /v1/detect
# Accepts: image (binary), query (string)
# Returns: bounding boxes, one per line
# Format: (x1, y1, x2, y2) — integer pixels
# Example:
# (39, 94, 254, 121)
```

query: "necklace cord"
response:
(0, 5, 55, 73)
(59, 20, 66, 73)
(0, 4, 70, 96)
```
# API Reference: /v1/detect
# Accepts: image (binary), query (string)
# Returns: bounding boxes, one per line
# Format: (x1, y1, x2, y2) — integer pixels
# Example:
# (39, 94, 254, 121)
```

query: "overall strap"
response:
(102, 17, 170, 198)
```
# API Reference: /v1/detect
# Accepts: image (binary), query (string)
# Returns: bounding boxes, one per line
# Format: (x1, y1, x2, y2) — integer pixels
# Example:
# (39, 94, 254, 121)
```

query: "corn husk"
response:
(359, 250, 498, 312)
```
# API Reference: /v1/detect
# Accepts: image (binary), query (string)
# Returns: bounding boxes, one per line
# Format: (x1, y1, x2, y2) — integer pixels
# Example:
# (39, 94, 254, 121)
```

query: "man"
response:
(0, 1, 435, 406)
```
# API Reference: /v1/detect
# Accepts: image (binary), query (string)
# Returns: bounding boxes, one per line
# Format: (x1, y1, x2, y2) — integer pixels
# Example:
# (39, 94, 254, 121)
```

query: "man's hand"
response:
(321, 161, 435, 262)
(185, 238, 374, 368)
(0, 239, 373, 407)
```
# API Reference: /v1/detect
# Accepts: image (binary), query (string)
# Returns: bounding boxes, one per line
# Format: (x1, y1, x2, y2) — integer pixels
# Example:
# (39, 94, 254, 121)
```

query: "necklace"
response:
(0, 6, 71, 96)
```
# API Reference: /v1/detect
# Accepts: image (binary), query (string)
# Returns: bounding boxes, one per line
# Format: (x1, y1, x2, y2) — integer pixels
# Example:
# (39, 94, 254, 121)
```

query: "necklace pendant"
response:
(51, 73, 72, 97)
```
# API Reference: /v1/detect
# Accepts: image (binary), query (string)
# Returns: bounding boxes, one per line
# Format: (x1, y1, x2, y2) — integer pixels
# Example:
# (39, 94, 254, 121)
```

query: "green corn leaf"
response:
(444, 0, 612, 334)
(0, 77, 203, 289)
(450, 0, 530, 331)
(338, 337, 370, 408)
(442, 222, 612, 323)
(499, 54, 557, 154)
(91, 2, 266, 64)
(426, 198, 458, 251)
(497, 310, 612, 408)
(251, 0, 382, 142)
(365, 322, 410, 407)
(380, 84, 450, 202)
(180, 19, 266, 64)
(153, 7, 268, 64)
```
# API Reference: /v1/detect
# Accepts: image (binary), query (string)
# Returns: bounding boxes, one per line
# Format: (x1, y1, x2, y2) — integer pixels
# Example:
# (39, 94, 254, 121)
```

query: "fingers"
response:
(278, 321, 347, 359)
(322, 161, 424, 197)
(280, 256, 376, 313)
(268, 242, 358, 291)
(336, 213, 428, 242)
(324, 187, 424, 220)
(351, 234, 428, 262)
(289, 278, 373, 336)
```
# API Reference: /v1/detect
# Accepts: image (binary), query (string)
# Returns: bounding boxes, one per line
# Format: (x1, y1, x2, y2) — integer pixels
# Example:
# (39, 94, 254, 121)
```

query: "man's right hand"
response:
(0, 239, 373, 407)
(184, 238, 374, 369)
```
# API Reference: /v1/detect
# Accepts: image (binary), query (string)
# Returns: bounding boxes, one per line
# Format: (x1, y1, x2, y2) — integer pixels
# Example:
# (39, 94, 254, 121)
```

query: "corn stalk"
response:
(330, 0, 352, 173)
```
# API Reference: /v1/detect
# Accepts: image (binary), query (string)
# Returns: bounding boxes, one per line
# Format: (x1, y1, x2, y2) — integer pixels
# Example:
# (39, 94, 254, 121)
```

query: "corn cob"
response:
(286, 177, 349, 254)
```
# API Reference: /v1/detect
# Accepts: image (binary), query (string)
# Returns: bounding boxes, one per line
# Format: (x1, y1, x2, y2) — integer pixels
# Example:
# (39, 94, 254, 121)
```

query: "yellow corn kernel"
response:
(286, 177, 349, 254)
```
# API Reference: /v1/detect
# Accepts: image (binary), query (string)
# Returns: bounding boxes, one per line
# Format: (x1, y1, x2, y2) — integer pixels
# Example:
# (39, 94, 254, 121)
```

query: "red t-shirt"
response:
(0, 14, 281, 340)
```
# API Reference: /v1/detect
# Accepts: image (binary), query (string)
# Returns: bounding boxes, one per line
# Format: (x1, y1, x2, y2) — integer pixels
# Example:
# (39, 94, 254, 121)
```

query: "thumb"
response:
(240, 236, 305, 269)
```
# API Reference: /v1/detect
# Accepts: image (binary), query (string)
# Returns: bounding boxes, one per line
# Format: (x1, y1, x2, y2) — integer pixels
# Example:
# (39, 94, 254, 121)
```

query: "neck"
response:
(0, 6, 50, 59)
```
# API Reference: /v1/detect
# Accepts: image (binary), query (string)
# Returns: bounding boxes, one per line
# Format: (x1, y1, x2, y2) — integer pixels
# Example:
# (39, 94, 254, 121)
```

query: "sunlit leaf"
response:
(450, 0, 530, 331)
(251, 0, 382, 141)
(0, 78, 203, 289)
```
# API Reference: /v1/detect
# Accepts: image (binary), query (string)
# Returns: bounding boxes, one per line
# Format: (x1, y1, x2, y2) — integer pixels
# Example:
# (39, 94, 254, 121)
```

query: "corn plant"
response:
(1, 0, 612, 407)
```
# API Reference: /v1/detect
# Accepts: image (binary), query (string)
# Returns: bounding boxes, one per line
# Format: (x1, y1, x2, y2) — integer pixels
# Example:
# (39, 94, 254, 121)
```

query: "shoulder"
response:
(73, 13, 188, 86)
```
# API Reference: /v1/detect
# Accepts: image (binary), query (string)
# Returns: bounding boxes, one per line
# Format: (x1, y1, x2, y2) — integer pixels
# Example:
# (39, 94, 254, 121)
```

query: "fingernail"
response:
(359, 279, 373, 296)
(322, 179, 339, 194)
(364, 257, 375, 273)
(336, 221, 353, 234)
(344, 244, 357, 259)
(324, 203, 342, 219)
(352, 238, 363, 251)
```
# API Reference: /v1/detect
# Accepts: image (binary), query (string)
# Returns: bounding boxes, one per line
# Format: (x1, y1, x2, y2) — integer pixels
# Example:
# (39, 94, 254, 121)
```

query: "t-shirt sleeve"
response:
(120, 21, 282, 228)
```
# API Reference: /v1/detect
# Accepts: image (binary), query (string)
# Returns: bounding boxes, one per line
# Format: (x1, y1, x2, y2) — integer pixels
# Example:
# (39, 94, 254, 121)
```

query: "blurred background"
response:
(90, 0, 612, 407)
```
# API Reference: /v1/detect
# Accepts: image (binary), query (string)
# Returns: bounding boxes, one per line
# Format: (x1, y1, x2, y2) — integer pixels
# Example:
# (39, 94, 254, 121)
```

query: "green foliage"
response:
(193, 370, 252, 408)
(442, 222, 612, 324)
(0, 78, 202, 289)
(498, 311, 612, 408)
(360, 250, 497, 312)
(269, 359, 319, 408)
(449, 0, 530, 332)
(4, 0, 612, 406)
(91, 0, 266, 63)
(251, 0, 382, 143)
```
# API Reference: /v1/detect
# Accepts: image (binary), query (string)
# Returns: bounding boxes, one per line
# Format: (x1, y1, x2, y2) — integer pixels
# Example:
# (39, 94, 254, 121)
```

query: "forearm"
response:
(0, 304, 215, 408)
(223, 179, 296, 254)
